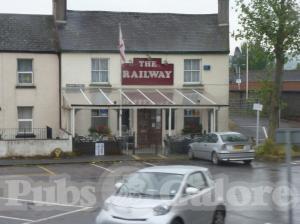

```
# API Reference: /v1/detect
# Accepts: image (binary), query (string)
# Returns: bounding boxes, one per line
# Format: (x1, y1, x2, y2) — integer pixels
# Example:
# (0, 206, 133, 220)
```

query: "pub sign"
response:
(122, 58, 174, 85)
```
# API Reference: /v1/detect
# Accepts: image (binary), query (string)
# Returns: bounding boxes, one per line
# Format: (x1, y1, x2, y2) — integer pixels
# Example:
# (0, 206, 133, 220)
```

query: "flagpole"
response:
(119, 23, 124, 137)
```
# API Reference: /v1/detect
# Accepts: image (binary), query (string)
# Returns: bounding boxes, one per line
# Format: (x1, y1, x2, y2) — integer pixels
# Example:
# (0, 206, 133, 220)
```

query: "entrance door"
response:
(137, 109, 162, 149)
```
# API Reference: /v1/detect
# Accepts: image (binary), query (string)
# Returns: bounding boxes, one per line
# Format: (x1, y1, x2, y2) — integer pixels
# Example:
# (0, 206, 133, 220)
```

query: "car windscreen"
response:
(221, 133, 249, 142)
(116, 172, 183, 200)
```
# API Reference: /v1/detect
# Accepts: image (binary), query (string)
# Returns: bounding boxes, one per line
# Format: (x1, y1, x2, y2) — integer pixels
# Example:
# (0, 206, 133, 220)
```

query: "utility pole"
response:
(246, 43, 249, 100)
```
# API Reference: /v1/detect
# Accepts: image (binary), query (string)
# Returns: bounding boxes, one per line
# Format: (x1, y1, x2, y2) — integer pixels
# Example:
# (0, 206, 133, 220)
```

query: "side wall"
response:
(0, 53, 60, 137)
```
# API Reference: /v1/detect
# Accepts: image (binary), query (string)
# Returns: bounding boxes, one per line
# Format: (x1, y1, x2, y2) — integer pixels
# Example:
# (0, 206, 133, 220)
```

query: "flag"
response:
(119, 24, 126, 64)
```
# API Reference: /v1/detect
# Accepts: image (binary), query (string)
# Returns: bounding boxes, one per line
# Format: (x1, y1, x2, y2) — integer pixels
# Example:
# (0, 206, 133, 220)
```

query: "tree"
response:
(231, 42, 273, 71)
(242, 42, 274, 70)
(235, 0, 300, 140)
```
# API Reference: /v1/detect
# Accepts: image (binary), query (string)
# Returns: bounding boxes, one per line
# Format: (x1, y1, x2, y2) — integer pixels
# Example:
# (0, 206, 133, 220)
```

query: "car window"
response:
(194, 137, 204, 143)
(221, 133, 249, 142)
(207, 134, 218, 143)
(202, 135, 209, 143)
(186, 172, 208, 190)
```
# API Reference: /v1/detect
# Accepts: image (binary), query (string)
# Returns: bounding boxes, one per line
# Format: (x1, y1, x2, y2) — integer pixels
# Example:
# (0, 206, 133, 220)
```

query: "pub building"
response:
(58, 0, 230, 151)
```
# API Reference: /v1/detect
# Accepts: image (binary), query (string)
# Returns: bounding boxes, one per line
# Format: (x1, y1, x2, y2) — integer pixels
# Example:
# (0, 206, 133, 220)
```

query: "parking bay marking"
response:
(91, 163, 114, 173)
(22, 207, 91, 224)
(37, 165, 56, 176)
(0, 197, 92, 209)
(0, 215, 33, 222)
(143, 162, 155, 166)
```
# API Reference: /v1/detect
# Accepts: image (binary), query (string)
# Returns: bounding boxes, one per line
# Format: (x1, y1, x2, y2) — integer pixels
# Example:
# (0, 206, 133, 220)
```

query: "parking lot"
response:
(0, 159, 299, 224)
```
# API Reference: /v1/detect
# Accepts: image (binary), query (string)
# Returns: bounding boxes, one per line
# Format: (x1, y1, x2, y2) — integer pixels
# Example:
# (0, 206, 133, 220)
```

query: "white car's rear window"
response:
(221, 134, 249, 142)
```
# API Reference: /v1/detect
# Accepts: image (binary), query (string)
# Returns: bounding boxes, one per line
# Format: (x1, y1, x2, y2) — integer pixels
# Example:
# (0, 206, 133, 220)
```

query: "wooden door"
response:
(137, 109, 162, 149)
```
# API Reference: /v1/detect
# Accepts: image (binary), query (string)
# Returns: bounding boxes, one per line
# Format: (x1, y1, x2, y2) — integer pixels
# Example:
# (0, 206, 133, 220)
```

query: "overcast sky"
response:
(0, 0, 293, 55)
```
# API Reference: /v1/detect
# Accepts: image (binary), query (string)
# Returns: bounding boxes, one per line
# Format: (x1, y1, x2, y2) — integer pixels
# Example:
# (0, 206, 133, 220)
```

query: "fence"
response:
(0, 127, 52, 140)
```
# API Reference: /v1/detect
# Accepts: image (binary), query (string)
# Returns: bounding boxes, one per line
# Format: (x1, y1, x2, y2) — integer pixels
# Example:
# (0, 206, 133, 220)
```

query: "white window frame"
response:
(184, 109, 201, 128)
(184, 59, 201, 84)
(91, 58, 110, 84)
(92, 109, 109, 118)
(17, 59, 34, 85)
(17, 107, 33, 134)
(91, 109, 109, 127)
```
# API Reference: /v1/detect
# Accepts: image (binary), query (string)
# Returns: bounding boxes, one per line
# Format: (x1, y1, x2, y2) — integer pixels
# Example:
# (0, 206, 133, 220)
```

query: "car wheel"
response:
(171, 218, 183, 224)
(212, 210, 225, 224)
(188, 148, 194, 160)
(212, 152, 220, 165)
(244, 160, 252, 165)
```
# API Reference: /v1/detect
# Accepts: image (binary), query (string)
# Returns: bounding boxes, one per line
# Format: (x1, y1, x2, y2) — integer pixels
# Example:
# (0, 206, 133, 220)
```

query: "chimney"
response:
(218, 0, 229, 26)
(53, 0, 67, 23)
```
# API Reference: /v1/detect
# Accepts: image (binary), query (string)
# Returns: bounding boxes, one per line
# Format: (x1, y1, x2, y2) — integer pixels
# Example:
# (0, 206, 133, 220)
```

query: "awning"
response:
(62, 87, 228, 109)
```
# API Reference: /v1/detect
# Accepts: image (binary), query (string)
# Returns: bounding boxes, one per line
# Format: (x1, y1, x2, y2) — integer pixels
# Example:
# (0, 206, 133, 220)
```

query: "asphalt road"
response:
(0, 159, 299, 224)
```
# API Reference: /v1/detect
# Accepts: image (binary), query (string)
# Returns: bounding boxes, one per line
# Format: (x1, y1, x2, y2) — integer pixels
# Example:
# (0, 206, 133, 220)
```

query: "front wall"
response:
(0, 138, 72, 158)
(61, 53, 229, 135)
(0, 53, 60, 137)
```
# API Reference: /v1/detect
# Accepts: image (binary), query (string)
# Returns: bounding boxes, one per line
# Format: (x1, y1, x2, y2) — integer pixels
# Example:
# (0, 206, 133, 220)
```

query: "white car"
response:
(96, 165, 226, 224)
(188, 132, 255, 165)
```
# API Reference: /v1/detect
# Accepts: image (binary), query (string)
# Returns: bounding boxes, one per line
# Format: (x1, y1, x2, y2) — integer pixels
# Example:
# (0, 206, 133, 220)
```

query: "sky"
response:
(0, 0, 291, 55)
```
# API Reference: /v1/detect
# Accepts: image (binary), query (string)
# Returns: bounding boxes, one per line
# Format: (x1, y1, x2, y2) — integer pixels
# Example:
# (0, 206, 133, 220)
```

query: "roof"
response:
(62, 87, 227, 108)
(229, 70, 300, 92)
(230, 70, 300, 83)
(58, 10, 229, 53)
(138, 166, 208, 175)
(230, 81, 300, 92)
(0, 13, 58, 53)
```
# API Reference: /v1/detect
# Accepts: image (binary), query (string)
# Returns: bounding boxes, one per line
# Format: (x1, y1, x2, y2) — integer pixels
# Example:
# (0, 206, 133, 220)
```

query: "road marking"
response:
(132, 155, 141, 160)
(0, 173, 49, 178)
(240, 126, 257, 128)
(0, 197, 92, 209)
(158, 154, 167, 159)
(0, 215, 33, 222)
(143, 162, 155, 166)
(37, 165, 56, 176)
(22, 207, 91, 224)
(91, 163, 114, 173)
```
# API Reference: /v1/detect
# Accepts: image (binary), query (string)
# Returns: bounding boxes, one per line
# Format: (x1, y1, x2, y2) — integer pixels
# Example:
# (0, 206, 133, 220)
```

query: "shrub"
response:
(89, 125, 111, 136)
(182, 124, 203, 135)
(256, 139, 300, 159)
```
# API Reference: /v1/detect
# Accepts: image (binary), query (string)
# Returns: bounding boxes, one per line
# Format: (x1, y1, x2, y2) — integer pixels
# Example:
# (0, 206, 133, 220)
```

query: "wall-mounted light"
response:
(163, 59, 168, 64)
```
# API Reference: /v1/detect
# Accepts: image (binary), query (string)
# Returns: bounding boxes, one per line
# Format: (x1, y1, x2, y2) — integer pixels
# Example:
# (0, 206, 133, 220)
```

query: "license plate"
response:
(234, 145, 244, 151)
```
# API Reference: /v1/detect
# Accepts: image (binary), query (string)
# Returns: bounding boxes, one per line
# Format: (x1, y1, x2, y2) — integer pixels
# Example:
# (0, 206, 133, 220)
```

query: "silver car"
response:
(96, 165, 226, 224)
(188, 132, 255, 165)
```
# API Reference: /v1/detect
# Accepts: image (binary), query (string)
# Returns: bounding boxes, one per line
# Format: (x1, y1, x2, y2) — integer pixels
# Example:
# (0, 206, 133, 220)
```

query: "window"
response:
(207, 134, 218, 143)
(91, 109, 108, 129)
(91, 58, 109, 83)
(165, 109, 175, 130)
(18, 107, 33, 133)
(186, 172, 207, 190)
(184, 110, 201, 131)
(17, 59, 33, 85)
(184, 59, 201, 83)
